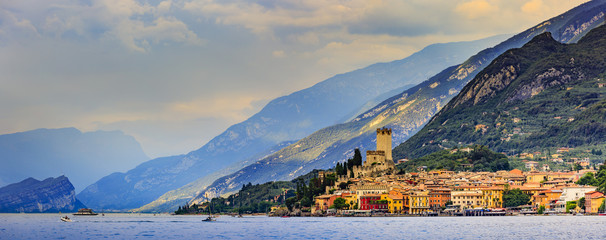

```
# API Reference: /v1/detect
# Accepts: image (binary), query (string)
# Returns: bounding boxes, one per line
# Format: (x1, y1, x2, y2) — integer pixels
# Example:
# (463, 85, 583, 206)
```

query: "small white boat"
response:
(60, 216, 72, 222)
(202, 216, 216, 222)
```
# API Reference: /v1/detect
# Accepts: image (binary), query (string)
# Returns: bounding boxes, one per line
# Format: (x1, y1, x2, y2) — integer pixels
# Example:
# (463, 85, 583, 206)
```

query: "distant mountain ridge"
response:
(82, 33, 507, 211)
(0, 176, 86, 213)
(0, 128, 149, 192)
(394, 24, 606, 159)
(191, 0, 606, 203)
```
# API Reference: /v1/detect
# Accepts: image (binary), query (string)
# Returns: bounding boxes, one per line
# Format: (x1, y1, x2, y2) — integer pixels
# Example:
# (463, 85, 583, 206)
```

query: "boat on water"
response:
(73, 208, 99, 216)
(202, 193, 217, 222)
(60, 216, 72, 222)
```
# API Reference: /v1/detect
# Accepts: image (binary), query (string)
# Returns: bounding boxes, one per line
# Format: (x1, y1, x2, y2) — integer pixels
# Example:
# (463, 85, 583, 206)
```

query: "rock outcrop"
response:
(0, 176, 86, 213)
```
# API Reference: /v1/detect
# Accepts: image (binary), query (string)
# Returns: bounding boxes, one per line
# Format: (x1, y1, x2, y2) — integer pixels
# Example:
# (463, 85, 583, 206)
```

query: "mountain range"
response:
(189, 0, 606, 205)
(0, 128, 148, 192)
(0, 176, 85, 213)
(394, 24, 606, 160)
(77, 32, 507, 211)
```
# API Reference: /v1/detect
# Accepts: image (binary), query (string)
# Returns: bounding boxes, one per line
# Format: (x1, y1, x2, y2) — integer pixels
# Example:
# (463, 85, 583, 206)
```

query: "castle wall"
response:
(364, 150, 386, 167)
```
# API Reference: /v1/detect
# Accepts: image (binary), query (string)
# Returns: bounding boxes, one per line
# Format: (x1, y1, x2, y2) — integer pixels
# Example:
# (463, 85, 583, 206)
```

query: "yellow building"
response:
(482, 186, 504, 208)
(342, 193, 358, 210)
(452, 186, 485, 209)
(382, 191, 405, 214)
(526, 172, 547, 183)
(585, 191, 605, 214)
(313, 195, 332, 212)
(409, 191, 430, 214)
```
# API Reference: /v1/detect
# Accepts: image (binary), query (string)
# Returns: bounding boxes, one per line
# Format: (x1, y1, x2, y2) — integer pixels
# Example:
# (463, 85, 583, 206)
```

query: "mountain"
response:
(79, 34, 505, 211)
(394, 24, 606, 159)
(0, 176, 86, 213)
(133, 140, 296, 213)
(0, 128, 149, 192)
(191, 0, 606, 203)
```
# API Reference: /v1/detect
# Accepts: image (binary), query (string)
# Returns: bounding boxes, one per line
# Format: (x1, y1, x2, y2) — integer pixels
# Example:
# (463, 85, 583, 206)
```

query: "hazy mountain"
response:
(0, 176, 86, 213)
(133, 140, 296, 213)
(394, 25, 606, 159)
(79, 33, 507, 211)
(191, 0, 606, 203)
(0, 128, 149, 192)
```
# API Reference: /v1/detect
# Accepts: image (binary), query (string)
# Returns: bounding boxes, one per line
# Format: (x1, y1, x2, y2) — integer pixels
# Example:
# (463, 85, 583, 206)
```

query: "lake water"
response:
(1, 214, 605, 239)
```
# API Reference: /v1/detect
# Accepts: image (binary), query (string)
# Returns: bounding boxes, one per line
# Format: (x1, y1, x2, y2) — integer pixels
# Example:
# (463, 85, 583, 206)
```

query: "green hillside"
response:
(397, 145, 510, 173)
(394, 25, 606, 160)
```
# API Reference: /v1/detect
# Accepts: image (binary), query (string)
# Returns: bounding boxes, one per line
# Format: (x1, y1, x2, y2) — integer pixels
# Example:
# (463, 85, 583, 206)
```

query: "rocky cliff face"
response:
(394, 24, 606, 159)
(0, 176, 86, 213)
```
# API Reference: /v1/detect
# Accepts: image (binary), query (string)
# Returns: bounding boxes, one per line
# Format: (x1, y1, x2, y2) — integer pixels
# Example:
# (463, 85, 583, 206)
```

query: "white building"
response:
(554, 186, 597, 212)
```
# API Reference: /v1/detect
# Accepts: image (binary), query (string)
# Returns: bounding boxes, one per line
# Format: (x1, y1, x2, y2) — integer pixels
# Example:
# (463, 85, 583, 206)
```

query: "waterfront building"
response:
(534, 189, 563, 209)
(409, 191, 430, 214)
(554, 186, 597, 212)
(482, 186, 504, 208)
(314, 195, 332, 212)
(585, 191, 605, 214)
(451, 186, 485, 209)
(353, 184, 391, 206)
(381, 192, 402, 214)
(428, 188, 451, 210)
(360, 194, 388, 211)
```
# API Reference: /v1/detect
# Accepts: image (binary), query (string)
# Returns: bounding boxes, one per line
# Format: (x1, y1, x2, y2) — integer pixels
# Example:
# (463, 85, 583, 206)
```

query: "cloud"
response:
(0, 0, 203, 52)
(522, 0, 544, 13)
(0, 0, 593, 158)
(455, 0, 499, 20)
(272, 50, 286, 58)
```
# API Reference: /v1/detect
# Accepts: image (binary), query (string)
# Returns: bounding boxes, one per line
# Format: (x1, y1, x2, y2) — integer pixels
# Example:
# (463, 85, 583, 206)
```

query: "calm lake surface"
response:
(1, 214, 605, 239)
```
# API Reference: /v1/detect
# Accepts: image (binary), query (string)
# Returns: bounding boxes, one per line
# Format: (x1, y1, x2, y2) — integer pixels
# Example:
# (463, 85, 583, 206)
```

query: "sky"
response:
(0, 0, 591, 158)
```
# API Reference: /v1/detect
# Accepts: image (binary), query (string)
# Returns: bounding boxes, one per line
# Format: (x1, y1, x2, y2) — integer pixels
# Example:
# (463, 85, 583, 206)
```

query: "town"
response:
(293, 128, 606, 216)
(182, 128, 606, 217)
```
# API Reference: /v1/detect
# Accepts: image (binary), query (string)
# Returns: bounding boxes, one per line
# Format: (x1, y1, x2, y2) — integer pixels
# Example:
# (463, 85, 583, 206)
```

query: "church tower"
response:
(376, 128, 392, 161)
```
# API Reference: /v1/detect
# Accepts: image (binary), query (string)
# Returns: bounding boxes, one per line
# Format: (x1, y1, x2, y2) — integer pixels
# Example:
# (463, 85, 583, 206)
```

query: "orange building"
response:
(534, 189, 563, 209)
(428, 188, 451, 210)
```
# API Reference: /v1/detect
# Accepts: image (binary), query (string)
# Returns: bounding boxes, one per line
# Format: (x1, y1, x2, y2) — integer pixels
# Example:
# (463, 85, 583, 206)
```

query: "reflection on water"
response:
(1, 214, 606, 239)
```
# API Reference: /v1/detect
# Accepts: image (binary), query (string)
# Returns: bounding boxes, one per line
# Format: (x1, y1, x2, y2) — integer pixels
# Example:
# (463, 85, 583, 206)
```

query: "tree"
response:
(300, 196, 313, 207)
(335, 163, 343, 176)
(285, 197, 297, 211)
(502, 188, 530, 207)
(599, 200, 605, 213)
(332, 197, 349, 210)
(566, 201, 577, 213)
(538, 205, 546, 214)
(577, 197, 586, 212)
(574, 163, 583, 171)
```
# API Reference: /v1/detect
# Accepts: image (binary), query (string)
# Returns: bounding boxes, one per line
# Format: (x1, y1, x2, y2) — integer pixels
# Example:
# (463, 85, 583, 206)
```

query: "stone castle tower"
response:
(376, 128, 392, 161)
(351, 127, 395, 178)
